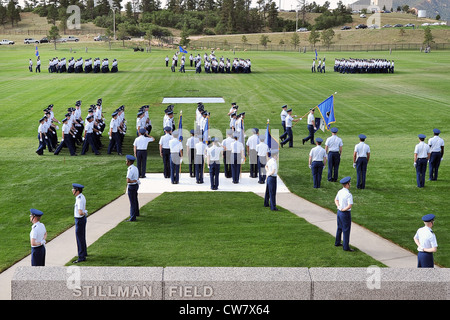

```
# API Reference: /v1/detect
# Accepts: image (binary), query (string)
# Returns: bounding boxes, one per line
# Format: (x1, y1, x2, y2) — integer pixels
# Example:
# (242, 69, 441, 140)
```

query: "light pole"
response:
(112, 6, 117, 41)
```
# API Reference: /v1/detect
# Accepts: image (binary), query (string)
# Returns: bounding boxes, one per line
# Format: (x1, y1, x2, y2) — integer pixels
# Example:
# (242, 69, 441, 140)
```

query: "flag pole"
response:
(179, 110, 183, 175)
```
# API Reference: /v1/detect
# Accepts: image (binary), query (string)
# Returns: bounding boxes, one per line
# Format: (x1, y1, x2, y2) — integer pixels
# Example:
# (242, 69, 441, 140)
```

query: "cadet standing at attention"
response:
(126, 155, 140, 221)
(414, 214, 438, 268)
(428, 128, 444, 181)
(133, 128, 155, 178)
(72, 183, 87, 263)
(414, 134, 431, 188)
(264, 151, 279, 211)
(334, 176, 353, 252)
(309, 137, 327, 188)
(186, 130, 199, 178)
(207, 137, 223, 190)
(169, 131, 183, 184)
(325, 127, 343, 182)
(159, 127, 173, 179)
(247, 128, 260, 178)
(353, 134, 370, 189)
(30, 209, 47, 266)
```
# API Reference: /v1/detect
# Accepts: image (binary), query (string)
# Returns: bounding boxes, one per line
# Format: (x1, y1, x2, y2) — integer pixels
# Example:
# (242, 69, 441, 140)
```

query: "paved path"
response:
(0, 173, 420, 300)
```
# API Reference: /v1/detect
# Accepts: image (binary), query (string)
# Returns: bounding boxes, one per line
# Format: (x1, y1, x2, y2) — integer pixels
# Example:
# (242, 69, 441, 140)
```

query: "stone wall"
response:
(11, 266, 449, 300)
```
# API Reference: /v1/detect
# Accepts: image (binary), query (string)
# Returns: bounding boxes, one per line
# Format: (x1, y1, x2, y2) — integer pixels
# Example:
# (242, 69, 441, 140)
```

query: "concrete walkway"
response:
(0, 173, 420, 300)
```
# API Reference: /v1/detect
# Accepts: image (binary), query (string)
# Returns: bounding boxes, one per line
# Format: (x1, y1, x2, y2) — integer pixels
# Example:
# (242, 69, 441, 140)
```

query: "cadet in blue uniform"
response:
(309, 137, 327, 188)
(126, 155, 140, 221)
(353, 134, 370, 189)
(169, 131, 183, 184)
(414, 214, 438, 268)
(207, 137, 223, 190)
(264, 151, 279, 211)
(159, 126, 172, 179)
(414, 134, 431, 188)
(325, 127, 343, 182)
(428, 129, 444, 181)
(72, 183, 87, 263)
(133, 128, 155, 178)
(280, 105, 288, 134)
(334, 176, 354, 252)
(302, 108, 316, 145)
(30, 209, 47, 266)
(280, 108, 299, 148)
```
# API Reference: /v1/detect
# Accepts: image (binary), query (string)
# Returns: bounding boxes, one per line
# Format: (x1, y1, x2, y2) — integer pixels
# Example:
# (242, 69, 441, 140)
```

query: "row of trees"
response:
(4, 0, 354, 37)
(0, 0, 21, 27)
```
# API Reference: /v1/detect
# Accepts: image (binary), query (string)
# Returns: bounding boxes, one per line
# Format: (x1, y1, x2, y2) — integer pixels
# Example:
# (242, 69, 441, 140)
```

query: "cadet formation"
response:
(334, 58, 394, 74)
(32, 98, 443, 266)
(167, 50, 252, 74)
(29, 57, 118, 73)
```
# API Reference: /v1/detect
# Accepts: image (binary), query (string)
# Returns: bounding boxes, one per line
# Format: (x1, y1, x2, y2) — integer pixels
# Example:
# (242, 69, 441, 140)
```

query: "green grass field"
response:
(0, 42, 448, 271)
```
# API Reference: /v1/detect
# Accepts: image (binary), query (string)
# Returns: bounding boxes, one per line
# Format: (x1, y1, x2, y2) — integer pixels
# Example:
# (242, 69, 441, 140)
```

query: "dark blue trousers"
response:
(257, 155, 267, 184)
(335, 210, 351, 250)
(170, 153, 180, 184)
(128, 184, 139, 221)
(31, 245, 46, 266)
(280, 127, 293, 147)
(209, 161, 220, 190)
(162, 148, 171, 178)
(416, 158, 427, 188)
(303, 125, 315, 144)
(231, 153, 241, 183)
(356, 157, 368, 189)
(327, 151, 340, 182)
(136, 149, 148, 178)
(264, 176, 277, 210)
(429, 152, 441, 181)
(195, 155, 204, 183)
(75, 216, 87, 261)
(311, 161, 324, 188)
(81, 133, 99, 155)
(417, 252, 434, 268)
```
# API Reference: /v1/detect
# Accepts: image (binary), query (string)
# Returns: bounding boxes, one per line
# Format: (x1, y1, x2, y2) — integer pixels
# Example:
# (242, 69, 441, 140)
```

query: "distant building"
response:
(350, 0, 393, 12)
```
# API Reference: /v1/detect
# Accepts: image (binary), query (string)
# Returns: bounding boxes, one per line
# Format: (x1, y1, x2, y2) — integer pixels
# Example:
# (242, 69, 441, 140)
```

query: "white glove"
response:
(109, 136, 112, 140)
(308, 164, 311, 169)
(40, 139, 42, 142)
(414, 162, 417, 168)
(180, 158, 183, 164)
(299, 118, 302, 121)
(41, 239, 46, 246)
(417, 246, 424, 252)
(441, 157, 443, 161)
(82, 137, 85, 141)
(241, 158, 245, 164)
(56, 126, 59, 130)
(353, 163, 356, 168)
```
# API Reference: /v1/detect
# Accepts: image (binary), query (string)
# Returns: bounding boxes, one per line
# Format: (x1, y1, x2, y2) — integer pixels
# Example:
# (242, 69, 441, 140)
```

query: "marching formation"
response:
(167, 50, 252, 74)
(334, 58, 394, 74)
(43, 57, 118, 73)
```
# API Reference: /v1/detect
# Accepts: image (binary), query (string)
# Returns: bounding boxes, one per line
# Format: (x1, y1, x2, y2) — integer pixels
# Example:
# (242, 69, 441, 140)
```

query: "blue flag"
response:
(265, 121, 279, 157)
(178, 114, 183, 141)
(35, 46, 39, 57)
(316, 95, 336, 131)
(179, 46, 188, 54)
(315, 48, 317, 59)
(202, 117, 209, 143)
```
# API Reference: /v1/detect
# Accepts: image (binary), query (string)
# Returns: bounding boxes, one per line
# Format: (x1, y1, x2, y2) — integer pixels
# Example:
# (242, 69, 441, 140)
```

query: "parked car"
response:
(94, 35, 109, 41)
(368, 24, 379, 29)
(40, 37, 49, 43)
(393, 24, 403, 28)
(359, 14, 366, 18)
(405, 23, 415, 27)
(0, 39, 15, 45)
(64, 36, 79, 42)
(341, 26, 351, 30)
(382, 24, 392, 28)
(355, 24, 367, 29)
(296, 28, 308, 32)
(24, 38, 40, 44)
